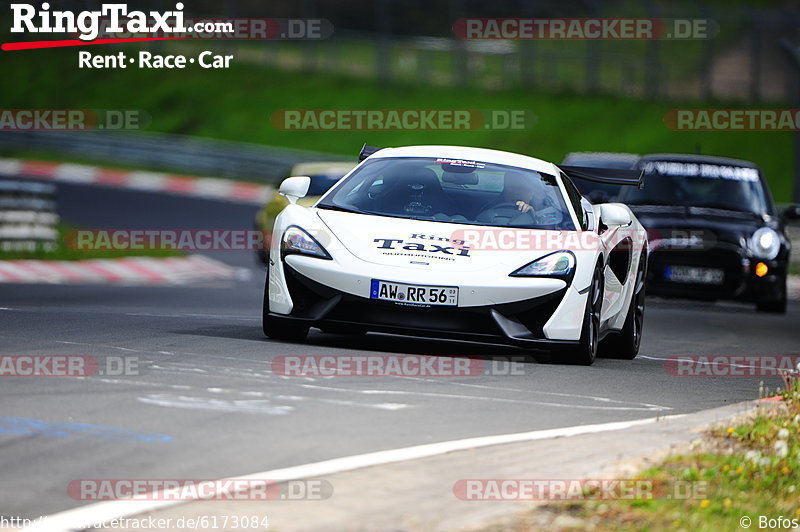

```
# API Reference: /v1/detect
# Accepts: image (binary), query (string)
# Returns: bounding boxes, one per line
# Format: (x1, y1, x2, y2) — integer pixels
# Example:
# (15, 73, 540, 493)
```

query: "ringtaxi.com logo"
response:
(10, 3, 212, 42)
(5, 4, 332, 55)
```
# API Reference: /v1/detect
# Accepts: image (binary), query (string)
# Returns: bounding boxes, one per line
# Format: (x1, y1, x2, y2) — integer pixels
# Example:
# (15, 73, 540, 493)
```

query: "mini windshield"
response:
(619, 161, 769, 214)
(316, 157, 575, 230)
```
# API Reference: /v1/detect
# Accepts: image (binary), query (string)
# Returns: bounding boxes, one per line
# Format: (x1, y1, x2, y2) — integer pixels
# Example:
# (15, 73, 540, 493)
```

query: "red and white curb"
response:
(0, 254, 247, 285)
(0, 158, 273, 205)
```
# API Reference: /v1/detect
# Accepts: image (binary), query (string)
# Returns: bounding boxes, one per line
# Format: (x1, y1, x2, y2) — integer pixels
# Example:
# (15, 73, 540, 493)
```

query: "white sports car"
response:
(263, 145, 648, 365)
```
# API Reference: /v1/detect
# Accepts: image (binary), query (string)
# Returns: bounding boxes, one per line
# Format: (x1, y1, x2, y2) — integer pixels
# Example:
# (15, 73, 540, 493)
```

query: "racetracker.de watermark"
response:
(271, 109, 535, 130)
(68, 478, 332, 501)
(271, 355, 525, 377)
(664, 355, 800, 377)
(449, 227, 652, 252)
(0, 109, 149, 131)
(66, 229, 271, 251)
(452, 18, 717, 40)
(664, 109, 800, 131)
(0, 355, 139, 377)
(453, 479, 708, 500)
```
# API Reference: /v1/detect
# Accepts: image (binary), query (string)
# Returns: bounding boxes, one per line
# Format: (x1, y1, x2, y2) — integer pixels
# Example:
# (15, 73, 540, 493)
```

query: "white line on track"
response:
(371, 377, 653, 404)
(299, 383, 671, 412)
(21, 414, 679, 532)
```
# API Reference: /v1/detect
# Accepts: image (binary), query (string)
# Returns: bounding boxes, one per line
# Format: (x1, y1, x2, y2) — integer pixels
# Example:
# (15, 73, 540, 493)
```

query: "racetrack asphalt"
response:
(1, 182, 797, 520)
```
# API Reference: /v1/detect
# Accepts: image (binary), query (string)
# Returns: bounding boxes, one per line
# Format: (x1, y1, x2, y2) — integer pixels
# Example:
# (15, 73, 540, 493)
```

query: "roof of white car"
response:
(368, 145, 560, 175)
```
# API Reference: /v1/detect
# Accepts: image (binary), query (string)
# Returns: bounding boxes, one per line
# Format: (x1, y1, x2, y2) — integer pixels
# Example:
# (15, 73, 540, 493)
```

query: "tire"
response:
(600, 251, 647, 359)
(756, 274, 787, 314)
(262, 264, 309, 341)
(756, 297, 787, 314)
(562, 264, 603, 366)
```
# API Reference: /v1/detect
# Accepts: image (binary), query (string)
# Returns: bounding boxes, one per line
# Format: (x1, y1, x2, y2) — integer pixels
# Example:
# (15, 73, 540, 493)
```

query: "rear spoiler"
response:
(359, 144, 384, 161)
(559, 165, 644, 188)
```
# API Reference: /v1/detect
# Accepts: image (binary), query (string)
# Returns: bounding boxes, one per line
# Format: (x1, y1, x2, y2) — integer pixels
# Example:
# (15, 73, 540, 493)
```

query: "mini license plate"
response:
(370, 279, 458, 306)
(664, 266, 724, 285)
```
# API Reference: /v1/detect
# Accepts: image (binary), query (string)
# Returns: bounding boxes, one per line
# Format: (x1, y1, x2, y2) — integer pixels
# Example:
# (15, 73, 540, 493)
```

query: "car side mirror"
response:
(279, 176, 311, 204)
(783, 204, 800, 221)
(599, 203, 632, 227)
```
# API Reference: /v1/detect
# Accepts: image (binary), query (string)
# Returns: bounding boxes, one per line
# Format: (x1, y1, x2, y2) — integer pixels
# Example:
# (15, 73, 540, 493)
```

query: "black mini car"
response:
(615, 154, 799, 313)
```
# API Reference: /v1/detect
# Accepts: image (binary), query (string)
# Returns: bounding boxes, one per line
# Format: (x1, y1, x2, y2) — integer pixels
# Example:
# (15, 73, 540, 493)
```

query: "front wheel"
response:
(262, 265, 309, 341)
(756, 297, 787, 314)
(600, 251, 647, 359)
(756, 275, 787, 314)
(562, 264, 603, 366)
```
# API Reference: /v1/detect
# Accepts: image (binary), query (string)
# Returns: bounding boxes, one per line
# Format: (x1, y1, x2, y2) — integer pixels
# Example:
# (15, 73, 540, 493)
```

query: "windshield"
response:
(317, 157, 575, 230)
(618, 161, 768, 214)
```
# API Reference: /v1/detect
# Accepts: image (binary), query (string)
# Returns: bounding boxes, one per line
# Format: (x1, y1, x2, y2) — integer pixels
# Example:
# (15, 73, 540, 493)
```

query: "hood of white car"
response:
(316, 209, 570, 273)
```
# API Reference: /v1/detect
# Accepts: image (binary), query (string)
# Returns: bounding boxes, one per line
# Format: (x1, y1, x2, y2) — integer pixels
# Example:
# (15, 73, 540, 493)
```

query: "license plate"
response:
(370, 279, 458, 306)
(664, 266, 724, 285)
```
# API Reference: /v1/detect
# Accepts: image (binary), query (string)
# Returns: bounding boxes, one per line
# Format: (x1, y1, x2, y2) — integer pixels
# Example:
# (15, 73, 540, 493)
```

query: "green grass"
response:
(0, 225, 183, 261)
(0, 43, 795, 201)
(502, 378, 800, 532)
(562, 448, 800, 532)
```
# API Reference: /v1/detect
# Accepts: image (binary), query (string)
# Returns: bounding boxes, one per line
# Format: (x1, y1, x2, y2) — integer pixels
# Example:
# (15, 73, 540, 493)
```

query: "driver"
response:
(500, 171, 539, 213)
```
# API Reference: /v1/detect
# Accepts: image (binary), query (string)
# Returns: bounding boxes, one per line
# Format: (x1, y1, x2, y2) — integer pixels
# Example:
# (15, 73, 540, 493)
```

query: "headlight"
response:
(281, 226, 331, 260)
(750, 227, 780, 261)
(510, 251, 575, 280)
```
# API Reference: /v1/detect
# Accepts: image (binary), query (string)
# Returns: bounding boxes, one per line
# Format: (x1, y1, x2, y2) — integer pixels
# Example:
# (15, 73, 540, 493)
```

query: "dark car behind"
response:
(617, 154, 799, 313)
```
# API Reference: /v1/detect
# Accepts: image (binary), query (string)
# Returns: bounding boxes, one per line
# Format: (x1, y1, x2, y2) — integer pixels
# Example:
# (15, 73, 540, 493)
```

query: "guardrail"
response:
(0, 131, 349, 184)
(0, 179, 58, 254)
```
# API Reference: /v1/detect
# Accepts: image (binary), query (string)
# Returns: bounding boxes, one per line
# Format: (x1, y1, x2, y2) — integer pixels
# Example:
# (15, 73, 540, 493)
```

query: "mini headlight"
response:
(281, 226, 331, 259)
(750, 227, 780, 261)
(510, 251, 575, 280)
